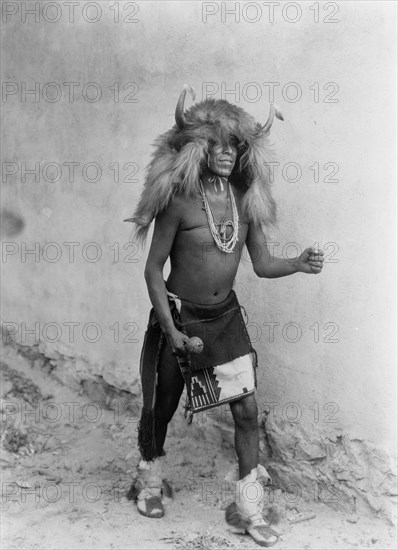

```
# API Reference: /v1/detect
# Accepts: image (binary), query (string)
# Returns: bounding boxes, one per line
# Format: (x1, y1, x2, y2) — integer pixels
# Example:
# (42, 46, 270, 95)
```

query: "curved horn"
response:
(175, 88, 188, 129)
(175, 85, 196, 129)
(262, 104, 284, 134)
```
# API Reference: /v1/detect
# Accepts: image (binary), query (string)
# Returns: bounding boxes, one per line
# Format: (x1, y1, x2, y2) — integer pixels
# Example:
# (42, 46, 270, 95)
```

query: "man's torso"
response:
(166, 186, 250, 304)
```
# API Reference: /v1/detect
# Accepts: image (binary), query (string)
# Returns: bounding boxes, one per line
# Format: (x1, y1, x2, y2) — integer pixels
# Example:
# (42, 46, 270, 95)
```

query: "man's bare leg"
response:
(229, 394, 278, 546)
(230, 394, 259, 478)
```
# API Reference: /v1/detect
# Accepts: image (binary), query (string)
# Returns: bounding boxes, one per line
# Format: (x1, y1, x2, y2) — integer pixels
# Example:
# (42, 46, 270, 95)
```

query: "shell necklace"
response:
(199, 179, 239, 253)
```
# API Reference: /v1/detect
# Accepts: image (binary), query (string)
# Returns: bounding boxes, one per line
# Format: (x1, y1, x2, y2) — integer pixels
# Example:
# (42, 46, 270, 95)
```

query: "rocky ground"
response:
(1, 346, 396, 550)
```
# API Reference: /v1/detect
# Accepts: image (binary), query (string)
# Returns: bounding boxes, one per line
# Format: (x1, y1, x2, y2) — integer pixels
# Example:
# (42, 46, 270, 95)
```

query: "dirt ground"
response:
(1, 346, 396, 550)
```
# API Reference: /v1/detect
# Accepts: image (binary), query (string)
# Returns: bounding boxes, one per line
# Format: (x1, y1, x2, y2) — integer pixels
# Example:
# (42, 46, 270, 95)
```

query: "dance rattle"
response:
(184, 336, 204, 354)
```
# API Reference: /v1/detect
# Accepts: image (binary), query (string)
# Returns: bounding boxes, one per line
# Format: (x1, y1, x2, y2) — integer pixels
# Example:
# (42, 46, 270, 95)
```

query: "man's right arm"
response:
(143, 199, 188, 356)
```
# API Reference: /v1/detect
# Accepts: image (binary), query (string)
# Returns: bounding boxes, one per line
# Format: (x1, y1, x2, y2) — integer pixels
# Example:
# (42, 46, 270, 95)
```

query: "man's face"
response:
(207, 141, 237, 177)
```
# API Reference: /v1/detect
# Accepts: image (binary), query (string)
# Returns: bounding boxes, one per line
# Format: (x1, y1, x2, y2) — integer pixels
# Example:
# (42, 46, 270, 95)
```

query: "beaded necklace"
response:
(199, 179, 239, 253)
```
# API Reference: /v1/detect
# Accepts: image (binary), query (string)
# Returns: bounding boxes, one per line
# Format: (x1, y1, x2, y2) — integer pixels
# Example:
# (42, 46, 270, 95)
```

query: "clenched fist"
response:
(297, 247, 325, 274)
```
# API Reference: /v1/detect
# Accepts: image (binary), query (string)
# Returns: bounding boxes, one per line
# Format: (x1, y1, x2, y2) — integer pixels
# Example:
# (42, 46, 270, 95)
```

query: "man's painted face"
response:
(207, 141, 238, 177)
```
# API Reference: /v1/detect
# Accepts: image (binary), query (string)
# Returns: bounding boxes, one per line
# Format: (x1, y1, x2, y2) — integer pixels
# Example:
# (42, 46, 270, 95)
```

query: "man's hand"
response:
(296, 247, 325, 274)
(166, 329, 189, 357)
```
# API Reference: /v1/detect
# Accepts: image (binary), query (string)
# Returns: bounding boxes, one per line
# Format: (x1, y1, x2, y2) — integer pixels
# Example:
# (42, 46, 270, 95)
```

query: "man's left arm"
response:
(245, 222, 324, 279)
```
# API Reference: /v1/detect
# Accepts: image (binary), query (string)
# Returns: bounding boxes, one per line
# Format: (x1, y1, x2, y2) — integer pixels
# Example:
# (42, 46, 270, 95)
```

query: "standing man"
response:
(125, 87, 324, 547)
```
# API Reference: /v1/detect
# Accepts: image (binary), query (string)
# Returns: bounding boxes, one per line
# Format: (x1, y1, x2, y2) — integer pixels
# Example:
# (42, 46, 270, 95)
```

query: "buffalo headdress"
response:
(124, 86, 283, 242)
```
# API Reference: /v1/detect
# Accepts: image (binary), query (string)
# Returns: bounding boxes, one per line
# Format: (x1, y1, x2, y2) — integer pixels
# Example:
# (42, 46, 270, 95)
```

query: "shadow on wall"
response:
(0, 209, 25, 238)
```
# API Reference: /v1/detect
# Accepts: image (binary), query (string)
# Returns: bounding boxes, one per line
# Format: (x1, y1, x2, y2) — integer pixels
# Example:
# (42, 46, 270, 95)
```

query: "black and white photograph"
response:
(1, 1, 396, 548)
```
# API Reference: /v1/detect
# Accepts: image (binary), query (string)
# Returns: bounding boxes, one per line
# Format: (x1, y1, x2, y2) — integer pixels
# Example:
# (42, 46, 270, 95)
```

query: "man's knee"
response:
(231, 396, 258, 430)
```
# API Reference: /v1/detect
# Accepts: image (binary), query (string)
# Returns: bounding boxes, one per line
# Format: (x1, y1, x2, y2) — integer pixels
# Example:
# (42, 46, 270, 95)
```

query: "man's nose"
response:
(222, 144, 234, 155)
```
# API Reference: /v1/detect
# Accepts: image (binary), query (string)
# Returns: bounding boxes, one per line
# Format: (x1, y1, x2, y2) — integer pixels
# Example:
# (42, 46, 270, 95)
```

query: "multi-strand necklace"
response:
(199, 179, 240, 253)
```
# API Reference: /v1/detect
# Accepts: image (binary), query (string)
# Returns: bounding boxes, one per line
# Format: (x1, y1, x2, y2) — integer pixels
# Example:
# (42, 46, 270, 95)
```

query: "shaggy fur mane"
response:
(126, 98, 278, 243)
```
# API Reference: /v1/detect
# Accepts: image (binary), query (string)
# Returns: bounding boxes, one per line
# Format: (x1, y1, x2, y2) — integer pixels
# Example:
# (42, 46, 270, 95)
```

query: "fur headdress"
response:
(125, 86, 283, 243)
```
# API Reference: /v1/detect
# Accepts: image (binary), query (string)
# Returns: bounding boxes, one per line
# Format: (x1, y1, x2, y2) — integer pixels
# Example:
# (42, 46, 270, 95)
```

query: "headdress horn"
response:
(262, 104, 284, 135)
(175, 85, 196, 129)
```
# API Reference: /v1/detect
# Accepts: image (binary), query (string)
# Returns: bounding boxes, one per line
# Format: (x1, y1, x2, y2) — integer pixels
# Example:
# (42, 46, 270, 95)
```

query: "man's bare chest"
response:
(178, 190, 248, 234)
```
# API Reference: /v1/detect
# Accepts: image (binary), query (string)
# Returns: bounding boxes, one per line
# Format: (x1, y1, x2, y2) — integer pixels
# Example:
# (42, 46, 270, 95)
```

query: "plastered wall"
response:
(1, 1, 396, 521)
